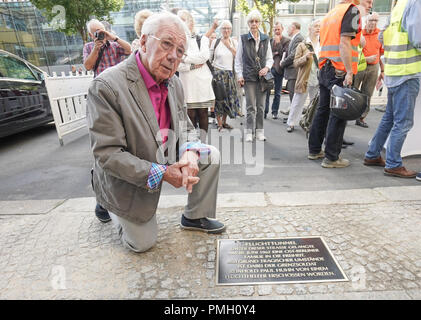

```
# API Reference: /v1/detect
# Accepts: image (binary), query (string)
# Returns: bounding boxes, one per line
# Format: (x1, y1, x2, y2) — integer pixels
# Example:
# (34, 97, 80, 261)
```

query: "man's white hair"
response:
(142, 12, 190, 48)
(86, 19, 104, 34)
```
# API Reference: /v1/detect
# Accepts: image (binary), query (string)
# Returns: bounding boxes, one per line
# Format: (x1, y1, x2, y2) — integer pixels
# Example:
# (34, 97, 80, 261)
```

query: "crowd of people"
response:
(82, 0, 421, 253)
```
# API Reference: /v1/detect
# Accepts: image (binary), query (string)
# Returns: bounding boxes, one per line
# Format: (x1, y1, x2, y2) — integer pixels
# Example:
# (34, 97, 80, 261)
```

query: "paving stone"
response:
(239, 286, 255, 296)
(174, 288, 190, 298)
(275, 286, 294, 295)
(0, 193, 420, 299)
(257, 285, 272, 296)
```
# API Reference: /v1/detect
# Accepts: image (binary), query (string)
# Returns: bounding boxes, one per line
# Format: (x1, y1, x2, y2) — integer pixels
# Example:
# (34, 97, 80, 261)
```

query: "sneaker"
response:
(308, 150, 325, 160)
(95, 204, 111, 223)
(355, 119, 369, 128)
(245, 133, 253, 142)
(384, 166, 417, 178)
(272, 114, 278, 120)
(256, 130, 267, 141)
(280, 110, 290, 115)
(375, 105, 386, 112)
(180, 215, 226, 234)
(287, 126, 294, 133)
(264, 113, 267, 119)
(363, 156, 385, 167)
(416, 172, 421, 181)
(321, 157, 350, 168)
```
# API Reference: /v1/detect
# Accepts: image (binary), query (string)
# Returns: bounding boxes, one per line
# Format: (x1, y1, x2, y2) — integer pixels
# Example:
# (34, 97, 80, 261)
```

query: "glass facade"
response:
(0, 0, 392, 75)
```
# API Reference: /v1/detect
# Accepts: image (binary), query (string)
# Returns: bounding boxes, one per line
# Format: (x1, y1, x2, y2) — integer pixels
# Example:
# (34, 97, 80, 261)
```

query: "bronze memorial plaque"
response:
(216, 237, 348, 285)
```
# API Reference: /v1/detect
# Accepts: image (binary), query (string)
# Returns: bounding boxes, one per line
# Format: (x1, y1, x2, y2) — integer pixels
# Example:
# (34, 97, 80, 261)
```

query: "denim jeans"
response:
(265, 67, 283, 116)
(308, 62, 347, 161)
(365, 78, 420, 169)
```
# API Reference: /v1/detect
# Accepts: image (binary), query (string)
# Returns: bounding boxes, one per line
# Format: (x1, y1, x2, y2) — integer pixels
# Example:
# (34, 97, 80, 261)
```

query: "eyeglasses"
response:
(149, 35, 186, 59)
(249, 19, 260, 24)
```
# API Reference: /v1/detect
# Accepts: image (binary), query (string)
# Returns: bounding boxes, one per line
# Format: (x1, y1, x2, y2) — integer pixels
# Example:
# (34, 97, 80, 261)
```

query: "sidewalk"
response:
(0, 186, 420, 300)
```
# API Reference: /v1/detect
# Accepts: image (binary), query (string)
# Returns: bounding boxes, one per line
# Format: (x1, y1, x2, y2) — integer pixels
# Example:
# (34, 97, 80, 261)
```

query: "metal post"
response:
(6, 2, 24, 58)
(32, 5, 51, 74)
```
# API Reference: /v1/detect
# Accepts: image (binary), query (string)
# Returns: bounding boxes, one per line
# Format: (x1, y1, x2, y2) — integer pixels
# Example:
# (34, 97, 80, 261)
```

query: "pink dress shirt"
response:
(135, 51, 171, 144)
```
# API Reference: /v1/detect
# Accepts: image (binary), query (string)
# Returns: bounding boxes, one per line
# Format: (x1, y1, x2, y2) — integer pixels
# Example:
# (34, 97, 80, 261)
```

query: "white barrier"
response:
(44, 71, 93, 146)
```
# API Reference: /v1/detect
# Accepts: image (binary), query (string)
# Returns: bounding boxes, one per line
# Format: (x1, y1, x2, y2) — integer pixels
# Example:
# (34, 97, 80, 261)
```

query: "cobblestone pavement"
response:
(0, 187, 420, 299)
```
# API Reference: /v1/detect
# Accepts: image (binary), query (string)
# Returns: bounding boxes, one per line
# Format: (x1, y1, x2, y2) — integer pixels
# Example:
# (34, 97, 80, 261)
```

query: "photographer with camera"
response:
(83, 19, 131, 78)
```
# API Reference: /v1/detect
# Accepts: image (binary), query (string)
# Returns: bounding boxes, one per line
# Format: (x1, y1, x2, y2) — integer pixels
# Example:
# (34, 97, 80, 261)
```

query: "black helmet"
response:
(330, 85, 369, 121)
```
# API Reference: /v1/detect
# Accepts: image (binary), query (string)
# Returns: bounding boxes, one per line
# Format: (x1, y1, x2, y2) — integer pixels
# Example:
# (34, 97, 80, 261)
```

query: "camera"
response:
(94, 30, 105, 40)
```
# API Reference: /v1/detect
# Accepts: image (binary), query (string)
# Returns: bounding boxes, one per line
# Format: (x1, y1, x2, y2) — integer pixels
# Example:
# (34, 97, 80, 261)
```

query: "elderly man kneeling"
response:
(86, 12, 225, 253)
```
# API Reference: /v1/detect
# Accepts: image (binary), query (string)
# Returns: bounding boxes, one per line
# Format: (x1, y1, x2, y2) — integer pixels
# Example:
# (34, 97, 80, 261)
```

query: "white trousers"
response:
(287, 85, 319, 127)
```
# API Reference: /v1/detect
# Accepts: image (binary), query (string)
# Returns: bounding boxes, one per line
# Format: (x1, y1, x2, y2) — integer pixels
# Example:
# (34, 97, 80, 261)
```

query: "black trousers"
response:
(308, 62, 347, 161)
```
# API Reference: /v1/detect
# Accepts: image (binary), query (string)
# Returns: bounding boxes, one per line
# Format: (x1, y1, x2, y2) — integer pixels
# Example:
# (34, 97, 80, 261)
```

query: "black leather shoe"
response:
(95, 204, 111, 223)
(342, 139, 354, 146)
(180, 215, 226, 234)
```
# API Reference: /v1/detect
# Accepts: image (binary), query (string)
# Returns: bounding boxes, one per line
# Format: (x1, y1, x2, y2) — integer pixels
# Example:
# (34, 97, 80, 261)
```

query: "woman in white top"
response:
(177, 10, 217, 142)
(210, 20, 240, 131)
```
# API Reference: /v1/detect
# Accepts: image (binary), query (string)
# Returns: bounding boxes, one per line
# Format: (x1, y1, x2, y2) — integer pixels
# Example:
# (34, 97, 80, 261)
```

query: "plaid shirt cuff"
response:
(179, 142, 211, 160)
(147, 163, 168, 190)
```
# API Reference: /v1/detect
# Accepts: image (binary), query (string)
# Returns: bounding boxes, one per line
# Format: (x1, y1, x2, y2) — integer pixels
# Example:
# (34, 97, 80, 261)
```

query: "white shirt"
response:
(307, 37, 320, 87)
(177, 35, 215, 103)
(234, 32, 274, 79)
(210, 38, 237, 71)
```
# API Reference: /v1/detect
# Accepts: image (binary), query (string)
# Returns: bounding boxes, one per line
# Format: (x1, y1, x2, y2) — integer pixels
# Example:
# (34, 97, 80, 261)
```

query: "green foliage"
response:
(236, 0, 300, 36)
(32, 0, 124, 43)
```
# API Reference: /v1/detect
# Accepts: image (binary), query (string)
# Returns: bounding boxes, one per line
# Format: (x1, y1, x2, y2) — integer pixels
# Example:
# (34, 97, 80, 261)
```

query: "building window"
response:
(372, 0, 392, 13)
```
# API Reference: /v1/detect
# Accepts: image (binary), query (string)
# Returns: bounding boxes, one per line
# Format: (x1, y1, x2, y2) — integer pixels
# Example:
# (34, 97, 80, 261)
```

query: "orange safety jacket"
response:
(319, 2, 362, 74)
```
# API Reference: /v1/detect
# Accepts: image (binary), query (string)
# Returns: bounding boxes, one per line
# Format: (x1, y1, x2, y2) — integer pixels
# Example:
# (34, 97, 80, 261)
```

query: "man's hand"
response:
(94, 38, 105, 52)
(259, 67, 269, 77)
(179, 151, 200, 193)
(344, 72, 353, 87)
(103, 30, 116, 41)
(163, 151, 200, 193)
(162, 162, 188, 188)
(376, 72, 384, 89)
(238, 77, 245, 87)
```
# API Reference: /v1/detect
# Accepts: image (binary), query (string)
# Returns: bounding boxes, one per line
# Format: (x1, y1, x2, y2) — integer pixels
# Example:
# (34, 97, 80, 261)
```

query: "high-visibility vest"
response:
(319, 2, 361, 74)
(383, 0, 421, 76)
(357, 45, 367, 72)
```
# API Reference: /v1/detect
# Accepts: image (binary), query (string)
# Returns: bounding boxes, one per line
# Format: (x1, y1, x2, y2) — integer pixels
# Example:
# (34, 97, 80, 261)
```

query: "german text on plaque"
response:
(216, 237, 348, 285)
